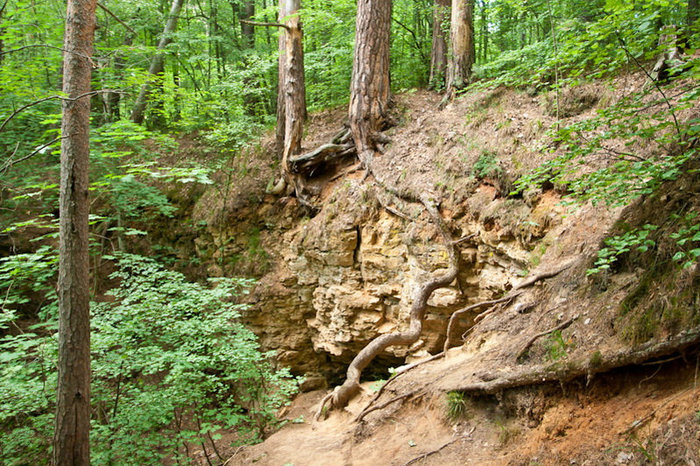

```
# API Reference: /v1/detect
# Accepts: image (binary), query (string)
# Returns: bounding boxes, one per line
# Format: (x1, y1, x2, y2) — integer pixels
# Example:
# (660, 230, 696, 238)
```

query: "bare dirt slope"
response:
(206, 73, 700, 466)
(230, 364, 699, 465)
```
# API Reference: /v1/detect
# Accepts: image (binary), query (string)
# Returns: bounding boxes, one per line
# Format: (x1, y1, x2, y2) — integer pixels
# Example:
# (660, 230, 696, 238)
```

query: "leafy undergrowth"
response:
(0, 254, 297, 464)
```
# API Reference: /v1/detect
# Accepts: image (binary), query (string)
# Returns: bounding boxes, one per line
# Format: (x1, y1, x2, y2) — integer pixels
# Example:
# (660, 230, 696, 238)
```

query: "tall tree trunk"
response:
(0, 0, 7, 69)
(281, 0, 305, 177)
(131, 0, 185, 125)
(104, 35, 132, 123)
(445, 0, 474, 97)
(349, 0, 392, 168)
(480, 0, 488, 63)
(429, 0, 450, 90)
(275, 0, 288, 158)
(689, 0, 699, 31)
(241, 0, 255, 48)
(54, 0, 96, 464)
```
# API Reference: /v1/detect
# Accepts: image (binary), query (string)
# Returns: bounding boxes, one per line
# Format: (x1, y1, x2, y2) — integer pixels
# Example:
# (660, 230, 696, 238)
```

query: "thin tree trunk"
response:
(275, 0, 288, 157)
(349, 0, 392, 168)
(689, 0, 699, 30)
(0, 0, 7, 69)
(131, 0, 185, 125)
(241, 0, 255, 47)
(281, 0, 305, 176)
(54, 0, 96, 464)
(480, 0, 488, 63)
(445, 0, 474, 97)
(429, 0, 450, 89)
(104, 35, 132, 123)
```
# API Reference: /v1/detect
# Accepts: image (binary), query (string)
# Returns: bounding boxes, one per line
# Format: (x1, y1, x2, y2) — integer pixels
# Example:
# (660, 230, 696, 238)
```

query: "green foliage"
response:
(473, 151, 503, 179)
(669, 212, 700, 269)
(0, 254, 297, 465)
(446, 391, 470, 421)
(587, 224, 658, 276)
(0, 245, 58, 320)
(545, 329, 573, 361)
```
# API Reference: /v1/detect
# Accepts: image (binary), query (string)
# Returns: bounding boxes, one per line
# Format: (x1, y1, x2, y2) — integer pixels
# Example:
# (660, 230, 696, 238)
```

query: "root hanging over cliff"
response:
(316, 193, 459, 418)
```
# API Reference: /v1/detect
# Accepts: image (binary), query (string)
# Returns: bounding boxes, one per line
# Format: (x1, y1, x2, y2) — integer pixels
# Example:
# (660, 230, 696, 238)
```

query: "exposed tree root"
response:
(515, 315, 578, 361)
(288, 142, 355, 176)
(443, 260, 576, 352)
(316, 194, 459, 419)
(356, 353, 444, 421)
(355, 390, 422, 423)
(453, 325, 700, 394)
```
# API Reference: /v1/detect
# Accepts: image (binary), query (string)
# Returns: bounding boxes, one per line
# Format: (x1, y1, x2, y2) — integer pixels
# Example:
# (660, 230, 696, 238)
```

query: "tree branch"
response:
(0, 44, 93, 60)
(1, 137, 66, 174)
(0, 90, 117, 134)
(97, 2, 136, 34)
(240, 19, 289, 31)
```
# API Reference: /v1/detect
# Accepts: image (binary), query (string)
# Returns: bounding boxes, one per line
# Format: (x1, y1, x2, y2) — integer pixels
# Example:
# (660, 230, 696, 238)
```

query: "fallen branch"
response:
(515, 315, 578, 361)
(451, 326, 700, 394)
(400, 434, 467, 466)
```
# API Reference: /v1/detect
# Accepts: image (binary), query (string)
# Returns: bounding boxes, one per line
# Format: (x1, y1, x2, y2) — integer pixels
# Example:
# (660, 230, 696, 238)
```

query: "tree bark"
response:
(275, 0, 288, 157)
(429, 0, 450, 90)
(131, 0, 185, 125)
(54, 0, 96, 464)
(445, 0, 474, 97)
(280, 0, 306, 180)
(348, 0, 392, 168)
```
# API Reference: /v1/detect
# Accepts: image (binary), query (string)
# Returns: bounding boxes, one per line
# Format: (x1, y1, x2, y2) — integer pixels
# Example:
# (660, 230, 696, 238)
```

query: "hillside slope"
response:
(194, 73, 700, 465)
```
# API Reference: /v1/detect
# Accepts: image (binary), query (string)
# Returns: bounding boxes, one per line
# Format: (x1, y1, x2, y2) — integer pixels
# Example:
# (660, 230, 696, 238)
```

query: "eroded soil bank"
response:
(182, 72, 699, 464)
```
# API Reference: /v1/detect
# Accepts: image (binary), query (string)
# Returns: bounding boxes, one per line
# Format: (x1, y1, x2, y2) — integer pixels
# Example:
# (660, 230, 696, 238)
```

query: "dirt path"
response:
(226, 361, 699, 466)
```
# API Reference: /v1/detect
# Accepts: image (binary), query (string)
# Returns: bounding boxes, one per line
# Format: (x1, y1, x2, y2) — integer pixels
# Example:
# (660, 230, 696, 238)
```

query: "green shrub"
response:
(0, 254, 297, 465)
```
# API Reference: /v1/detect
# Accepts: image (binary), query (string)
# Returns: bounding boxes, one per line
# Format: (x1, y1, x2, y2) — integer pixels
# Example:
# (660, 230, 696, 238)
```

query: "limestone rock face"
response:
(213, 179, 571, 379)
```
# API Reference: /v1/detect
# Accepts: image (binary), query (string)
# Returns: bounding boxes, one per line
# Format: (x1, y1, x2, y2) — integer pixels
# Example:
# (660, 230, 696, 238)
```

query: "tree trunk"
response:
(349, 0, 392, 168)
(54, 0, 96, 464)
(240, 0, 255, 48)
(281, 0, 305, 177)
(275, 0, 288, 158)
(689, 0, 699, 30)
(131, 0, 185, 125)
(445, 0, 474, 97)
(103, 35, 133, 124)
(429, 0, 450, 90)
(480, 0, 488, 63)
(0, 0, 7, 69)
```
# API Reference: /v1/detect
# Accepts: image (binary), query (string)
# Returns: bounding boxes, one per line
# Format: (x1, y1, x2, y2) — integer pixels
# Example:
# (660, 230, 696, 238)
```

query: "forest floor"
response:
(226, 361, 699, 465)
(190, 74, 700, 465)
